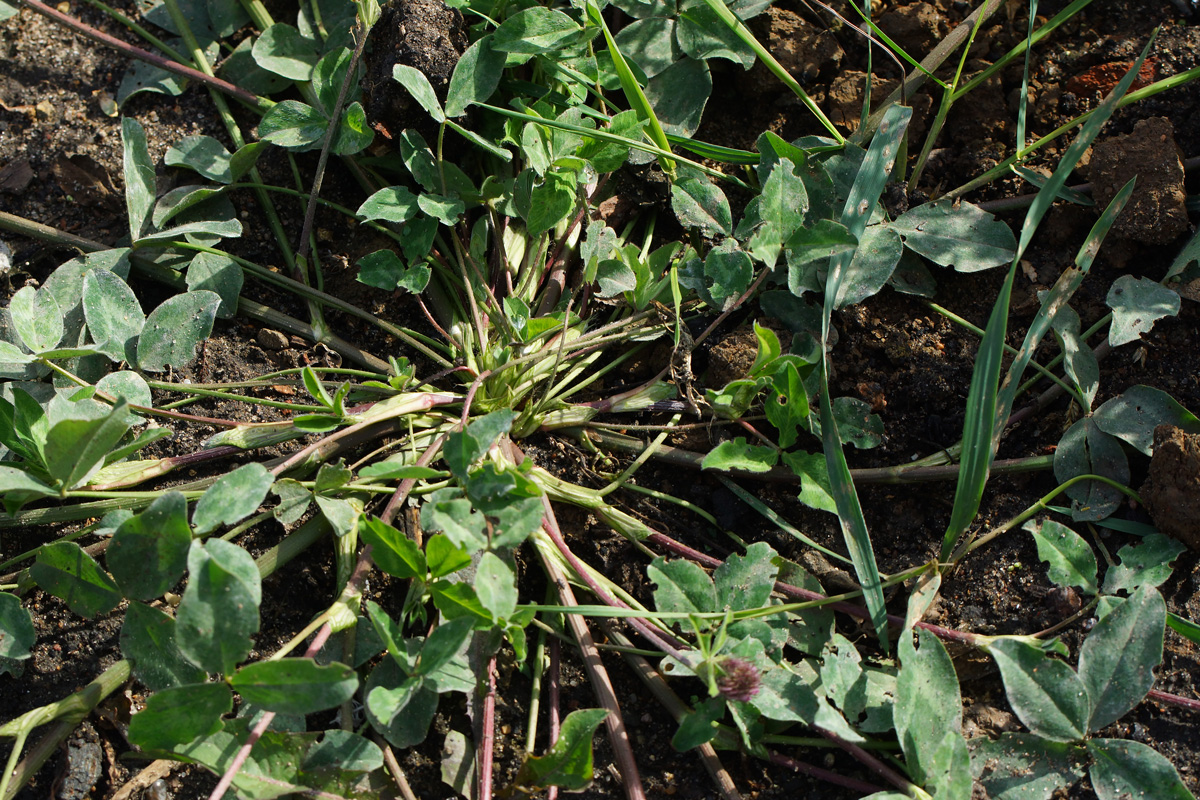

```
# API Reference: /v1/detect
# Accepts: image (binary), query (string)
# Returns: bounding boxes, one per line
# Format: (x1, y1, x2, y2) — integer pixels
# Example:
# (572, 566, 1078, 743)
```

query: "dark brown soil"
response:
(3, 0, 1200, 798)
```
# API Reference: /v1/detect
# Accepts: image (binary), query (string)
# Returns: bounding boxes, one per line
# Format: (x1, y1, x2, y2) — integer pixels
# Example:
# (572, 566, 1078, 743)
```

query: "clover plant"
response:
(1, 0, 1198, 798)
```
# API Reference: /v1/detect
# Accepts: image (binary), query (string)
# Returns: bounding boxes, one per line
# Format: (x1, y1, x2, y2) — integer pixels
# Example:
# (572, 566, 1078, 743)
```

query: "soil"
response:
(3, 0, 1200, 799)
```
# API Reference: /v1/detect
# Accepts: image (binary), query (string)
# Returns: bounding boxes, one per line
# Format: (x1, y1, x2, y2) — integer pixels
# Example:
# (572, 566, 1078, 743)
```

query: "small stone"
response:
(256, 328, 290, 351)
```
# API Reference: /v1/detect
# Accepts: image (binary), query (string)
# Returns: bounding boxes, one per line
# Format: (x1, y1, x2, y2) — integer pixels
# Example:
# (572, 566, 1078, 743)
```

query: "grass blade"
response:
(940, 39, 1157, 562)
(820, 104, 911, 649)
(585, 0, 675, 177)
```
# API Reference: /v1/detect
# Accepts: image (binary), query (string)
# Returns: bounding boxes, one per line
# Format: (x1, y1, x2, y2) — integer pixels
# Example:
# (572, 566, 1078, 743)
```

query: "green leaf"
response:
(786, 219, 858, 274)
(425, 533, 472, 579)
(257, 100, 327, 150)
(191, 462, 274, 535)
(781, 450, 837, 514)
(891, 200, 1017, 271)
(311, 46, 351, 115)
(176, 538, 262, 675)
(431, 580, 492, 624)
(614, 17, 679, 79)
(152, 185, 224, 230)
(446, 35, 504, 117)
(1106, 275, 1180, 347)
(120, 602, 206, 690)
(357, 462, 445, 481)
(895, 629, 964, 787)
(701, 437, 778, 473)
(9, 285, 63, 353)
(366, 667, 440, 748)
(123, 116, 156, 240)
(493, 7, 584, 55)
(648, 557, 717, 620)
(985, 637, 1089, 742)
(1078, 585, 1165, 731)
(135, 216, 243, 246)
(0, 592, 35, 664)
(314, 495, 359, 538)
(713, 542, 778, 612)
(1024, 518, 1098, 595)
(231, 658, 359, 715)
(1050, 303, 1099, 410)
(165, 134, 234, 183)
(421, 490, 486, 552)
(671, 167, 732, 237)
(1052, 418, 1129, 522)
(969, 733, 1086, 800)
(30, 541, 121, 618)
(137, 291, 222, 372)
(444, 410, 516, 479)
(704, 240, 753, 308)
(186, 252, 242, 318)
(303, 730, 382, 772)
(671, 697, 724, 750)
(271, 478, 312, 525)
(333, 101, 374, 155)
(677, 3, 755, 67)
(1093, 385, 1200, 456)
(44, 402, 132, 490)
(252, 23, 319, 80)
(834, 224, 904, 308)
(415, 617, 475, 678)
(391, 64, 446, 123)
(228, 142, 265, 182)
(526, 171, 576, 235)
(359, 516, 426, 579)
(1087, 739, 1193, 800)
(355, 184, 422, 225)
(417, 192, 466, 226)
(766, 362, 808, 449)
(118, 58, 187, 107)
(644, 56, 710, 138)
(1103, 534, 1186, 595)
(108, 491, 192, 600)
(128, 682, 232, 750)
(82, 269, 144, 362)
(475, 552, 517, 621)
(748, 157, 809, 268)
(515, 708, 609, 792)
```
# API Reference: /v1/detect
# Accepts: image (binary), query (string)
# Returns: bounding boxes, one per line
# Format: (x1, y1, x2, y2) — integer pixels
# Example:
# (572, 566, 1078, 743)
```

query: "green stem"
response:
(0, 660, 131, 800)
(952, 473, 1141, 562)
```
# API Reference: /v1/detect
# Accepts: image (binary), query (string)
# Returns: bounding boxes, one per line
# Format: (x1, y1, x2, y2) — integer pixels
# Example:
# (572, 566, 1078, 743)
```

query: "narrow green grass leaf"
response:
(811, 105, 910, 649)
(941, 42, 1153, 561)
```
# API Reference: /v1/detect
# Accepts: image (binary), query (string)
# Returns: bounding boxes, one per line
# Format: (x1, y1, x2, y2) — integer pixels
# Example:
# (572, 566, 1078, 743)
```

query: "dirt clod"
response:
(1140, 424, 1200, 550)
(876, 2, 947, 57)
(1089, 116, 1189, 246)
(360, 0, 467, 140)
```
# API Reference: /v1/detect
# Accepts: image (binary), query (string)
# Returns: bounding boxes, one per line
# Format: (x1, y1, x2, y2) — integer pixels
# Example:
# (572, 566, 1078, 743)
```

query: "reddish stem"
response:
(768, 751, 884, 795)
(478, 653, 498, 800)
(206, 624, 334, 800)
(547, 637, 561, 800)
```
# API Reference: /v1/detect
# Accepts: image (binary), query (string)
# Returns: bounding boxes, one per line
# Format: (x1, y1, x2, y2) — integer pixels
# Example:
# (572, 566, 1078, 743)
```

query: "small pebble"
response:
(145, 779, 170, 800)
(256, 328, 290, 351)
